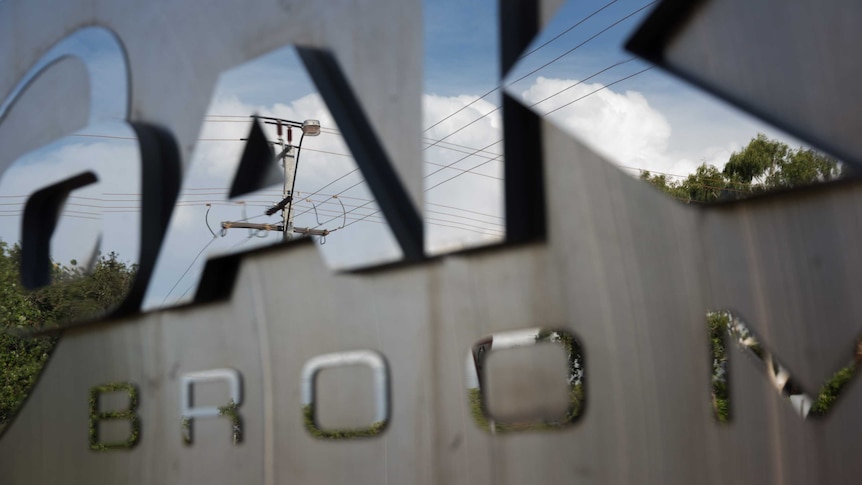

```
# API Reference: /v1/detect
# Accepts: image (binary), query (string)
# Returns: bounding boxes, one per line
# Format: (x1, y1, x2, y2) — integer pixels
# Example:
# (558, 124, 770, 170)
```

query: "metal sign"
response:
(0, 0, 860, 483)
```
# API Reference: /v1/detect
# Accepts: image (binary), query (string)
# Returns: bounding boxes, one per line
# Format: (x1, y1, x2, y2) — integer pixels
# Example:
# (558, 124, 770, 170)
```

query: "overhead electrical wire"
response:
(422, 0, 636, 134)
(0, 2, 773, 308)
(159, 195, 504, 236)
(291, 202, 503, 236)
(424, 66, 655, 194)
(421, 57, 639, 184)
(544, 67, 653, 116)
(195, 1, 652, 187)
(369, 23, 656, 217)
(197, 0, 626, 141)
(204, 121, 498, 165)
(190, 126, 506, 177)
(13, 3, 732, 242)
(329, 65, 658, 231)
(296, 199, 504, 231)
(39, 2, 672, 234)
(70, 67, 653, 219)
(521, 0, 621, 59)
(160, 236, 218, 305)
(291, 58, 658, 225)
(168, 190, 507, 225)
(43, 63, 667, 235)
(0, 163, 747, 229)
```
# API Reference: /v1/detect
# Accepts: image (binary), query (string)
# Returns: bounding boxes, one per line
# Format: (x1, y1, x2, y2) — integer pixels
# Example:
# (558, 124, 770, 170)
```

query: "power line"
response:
(0, 212, 101, 221)
(197, 1, 624, 141)
(15, 13, 709, 241)
(520, 0, 620, 59)
(422, 57, 638, 185)
(196, 118, 506, 176)
(40, 194, 510, 231)
(118, 189, 502, 216)
(421, 1, 654, 163)
(298, 60, 652, 227)
(298, 199, 502, 232)
(504, 1, 656, 89)
(193, 196, 506, 236)
(275, 195, 505, 228)
(406, 4, 655, 195)
(203, 119, 488, 156)
(383, 61, 649, 199)
(51, 4, 662, 233)
(49, 64, 663, 233)
(543, 66, 653, 116)
(522, 57, 636, 109)
(160, 237, 218, 305)
(422, 0, 635, 134)
(330, 67, 658, 230)
(422, 38, 642, 154)
(290, 202, 503, 236)
(423, 65, 655, 193)
(0, 161, 750, 227)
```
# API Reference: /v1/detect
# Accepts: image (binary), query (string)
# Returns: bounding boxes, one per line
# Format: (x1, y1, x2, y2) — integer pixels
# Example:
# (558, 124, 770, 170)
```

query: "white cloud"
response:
(515, 74, 805, 180)
(422, 93, 506, 254)
(521, 76, 673, 173)
(420, 74, 809, 255)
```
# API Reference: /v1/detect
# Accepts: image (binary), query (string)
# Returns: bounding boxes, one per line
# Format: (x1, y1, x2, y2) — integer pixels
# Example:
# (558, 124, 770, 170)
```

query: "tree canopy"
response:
(641, 134, 845, 203)
(0, 243, 135, 429)
(644, 135, 850, 422)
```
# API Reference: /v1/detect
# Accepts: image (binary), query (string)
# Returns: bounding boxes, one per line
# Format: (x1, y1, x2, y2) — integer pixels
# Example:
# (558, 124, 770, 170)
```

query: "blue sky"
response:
(424, 0, 500, 97)
(216, 48, 318, 108)
(422, 0, 654, 95)
(504, 0, 805, 171)
(1, 0, 816, 313)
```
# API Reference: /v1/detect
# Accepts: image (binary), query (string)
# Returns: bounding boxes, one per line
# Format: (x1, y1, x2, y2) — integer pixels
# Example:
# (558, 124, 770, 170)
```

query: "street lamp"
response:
(221, 116, 330, 240)
(259, 116, 321, 240)
(301, 119, 321, 137)
(279, 119, 319, 240)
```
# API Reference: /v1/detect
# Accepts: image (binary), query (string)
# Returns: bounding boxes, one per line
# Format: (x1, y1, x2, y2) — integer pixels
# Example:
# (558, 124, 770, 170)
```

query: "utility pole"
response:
(278, 120, 296, 241)
(220, 116, 331, 239)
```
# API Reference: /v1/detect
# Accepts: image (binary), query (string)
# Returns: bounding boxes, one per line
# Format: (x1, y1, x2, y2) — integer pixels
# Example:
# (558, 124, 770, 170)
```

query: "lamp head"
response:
(301, 119, 321, 136)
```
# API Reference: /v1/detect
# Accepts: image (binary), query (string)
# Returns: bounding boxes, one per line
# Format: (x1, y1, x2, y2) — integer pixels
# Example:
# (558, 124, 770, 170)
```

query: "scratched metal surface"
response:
(3, 119, 861, 484)
(1, 0, 862, 484)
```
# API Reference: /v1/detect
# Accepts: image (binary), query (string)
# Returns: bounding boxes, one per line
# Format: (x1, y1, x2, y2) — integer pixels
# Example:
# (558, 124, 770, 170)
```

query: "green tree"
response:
(708, 312, 731, 422)
(724, 134, 843, 190)
(645, 137, 843, 421)
(641, 134, 843, 203)
(0, 243, 136, 429)
(808, 341, 861, 417)
(30, 251, 137, 325)
(641, 162, 739, 203)
(723, 134, 791, 186)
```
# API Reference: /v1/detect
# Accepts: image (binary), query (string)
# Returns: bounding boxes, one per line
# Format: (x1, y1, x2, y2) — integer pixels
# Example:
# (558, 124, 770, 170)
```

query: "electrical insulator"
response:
(276, 120, 283, 137)
(287, 126, 293, 143)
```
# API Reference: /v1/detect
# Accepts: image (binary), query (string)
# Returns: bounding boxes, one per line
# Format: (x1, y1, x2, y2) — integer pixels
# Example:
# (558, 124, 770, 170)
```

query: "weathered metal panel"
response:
(628, 0, 862, 165)
(4, 118, 861, 483)
(1, 0, 862, 484)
